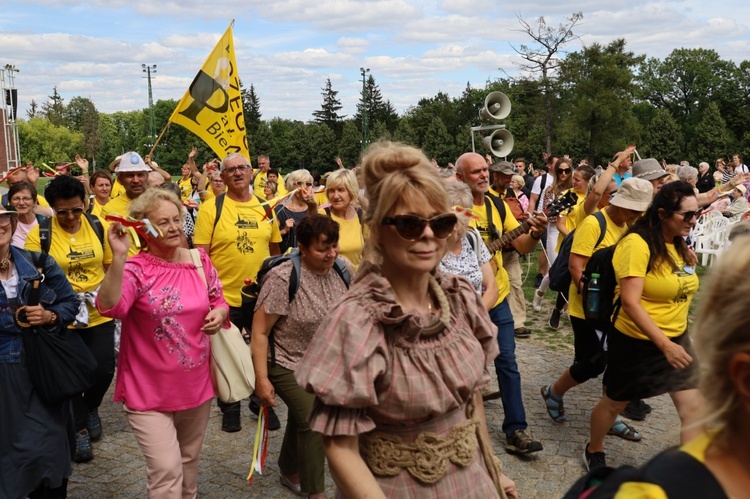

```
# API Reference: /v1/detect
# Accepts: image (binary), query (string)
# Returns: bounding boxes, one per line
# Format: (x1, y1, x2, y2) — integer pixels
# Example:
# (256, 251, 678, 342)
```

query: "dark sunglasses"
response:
(55, 207, 85, 218)
(295, 181, 313, 187)
(557, 168, 572, 174)
(675, 210, 701, 222)
(381, 213, 458, 241)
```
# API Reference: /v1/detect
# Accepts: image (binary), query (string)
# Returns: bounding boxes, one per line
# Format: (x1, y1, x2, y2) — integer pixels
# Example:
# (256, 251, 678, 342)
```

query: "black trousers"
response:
(72, 321, 116, 431)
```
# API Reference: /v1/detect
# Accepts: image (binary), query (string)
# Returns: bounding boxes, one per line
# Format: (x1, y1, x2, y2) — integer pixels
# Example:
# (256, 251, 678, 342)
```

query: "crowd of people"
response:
(0, 142, 748, 498)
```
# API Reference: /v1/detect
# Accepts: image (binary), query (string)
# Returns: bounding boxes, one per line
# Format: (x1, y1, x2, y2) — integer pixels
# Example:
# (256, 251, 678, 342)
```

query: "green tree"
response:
(690, 102, 734, 165)
(308, 123, 338, 171)
(18, 117, 83, 164)
(41, 86, 66, 126)
(393, 118, 418, 146)
(241, 80, 262, 136)
(338, 120, 362, 168)
(644, 108, 683, 163)
(312, 78, 345, 135)
(65, 96, 100, 160)
(26, 99, 39, 119)
(249, 121, 275, 165)
(370, 120, 391, 142)
(558, 39, 644, 164)
(96, 113, 122, 168)
(422, 117, 454, 166)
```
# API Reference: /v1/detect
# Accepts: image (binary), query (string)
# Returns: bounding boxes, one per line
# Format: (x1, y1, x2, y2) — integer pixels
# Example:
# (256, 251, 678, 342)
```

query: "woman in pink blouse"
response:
(296, 142, 517, 499)
(97, 189, 229, 499)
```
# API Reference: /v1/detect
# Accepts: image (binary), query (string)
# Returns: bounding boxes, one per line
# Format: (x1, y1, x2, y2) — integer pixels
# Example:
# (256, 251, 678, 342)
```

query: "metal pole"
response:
(359, 67, 370, 151)
(142, 64, 157, 149)
(1, 64, 21, 173)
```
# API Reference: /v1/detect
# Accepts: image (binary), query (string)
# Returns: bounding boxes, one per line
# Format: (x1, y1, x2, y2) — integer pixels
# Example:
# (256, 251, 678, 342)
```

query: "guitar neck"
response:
(487, 220, 531, 253)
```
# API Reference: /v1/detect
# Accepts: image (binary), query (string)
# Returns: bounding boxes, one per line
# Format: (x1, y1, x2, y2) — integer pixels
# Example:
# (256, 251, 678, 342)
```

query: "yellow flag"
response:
(170, 23, 249, 160)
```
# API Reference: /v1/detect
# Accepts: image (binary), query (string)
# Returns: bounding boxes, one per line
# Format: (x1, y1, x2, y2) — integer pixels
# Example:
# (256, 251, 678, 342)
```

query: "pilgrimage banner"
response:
(169, 23, 249, 160)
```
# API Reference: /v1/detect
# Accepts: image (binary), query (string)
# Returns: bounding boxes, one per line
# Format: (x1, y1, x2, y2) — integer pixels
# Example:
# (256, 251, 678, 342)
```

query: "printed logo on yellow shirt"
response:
(68, 261, 89, 283)
(67, 245, 95, 261)
(235, 215, 259, 230)
(237, 233, 255, 254)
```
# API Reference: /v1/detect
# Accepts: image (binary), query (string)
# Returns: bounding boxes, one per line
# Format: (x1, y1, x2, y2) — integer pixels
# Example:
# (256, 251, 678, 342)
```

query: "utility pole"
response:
(359, 67, 370, 151)
(142, 64, 157, 148)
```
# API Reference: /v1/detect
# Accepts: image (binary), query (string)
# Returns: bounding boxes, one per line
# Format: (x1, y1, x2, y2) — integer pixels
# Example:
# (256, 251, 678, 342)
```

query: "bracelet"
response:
(531, 231, 542, 240)
(49, 311, 58, 326)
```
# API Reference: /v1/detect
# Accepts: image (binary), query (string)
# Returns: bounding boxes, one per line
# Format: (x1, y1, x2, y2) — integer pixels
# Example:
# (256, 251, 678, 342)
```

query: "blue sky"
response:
(1, 0, 749, 123)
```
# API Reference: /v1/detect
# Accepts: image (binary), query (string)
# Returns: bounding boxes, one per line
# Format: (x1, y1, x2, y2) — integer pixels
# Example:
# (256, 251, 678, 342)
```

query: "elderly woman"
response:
(509, 175, 529, 212)
(274, 169, 318, 254)
(696, 162, 714, 193)
(0, 209, 79, 499)
(296, 142, 517, 499)
(8, 181, 48, 248)
(96, 189, 229, 498)
(677, 165, 699, 193)
(89, 170, 112, 217)
(25, 175, 115, 463)
(205, 170, 225, 201)
(584, 182, 705, 471)
(252, 214, 352, 498)
(319, 169, 366, 268)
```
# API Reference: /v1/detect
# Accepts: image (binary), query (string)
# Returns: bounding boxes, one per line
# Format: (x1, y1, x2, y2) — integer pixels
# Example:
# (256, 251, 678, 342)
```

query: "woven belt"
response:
(359, 418, 479, 485)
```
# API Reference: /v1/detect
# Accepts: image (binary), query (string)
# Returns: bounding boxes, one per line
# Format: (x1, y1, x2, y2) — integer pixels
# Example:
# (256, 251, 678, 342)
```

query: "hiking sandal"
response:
(541, 385, 566, 423)
(608, 418, 642, 441)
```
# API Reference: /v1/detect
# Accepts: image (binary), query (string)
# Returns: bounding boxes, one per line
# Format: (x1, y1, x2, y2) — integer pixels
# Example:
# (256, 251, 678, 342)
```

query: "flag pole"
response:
(147, 121, 171, 159)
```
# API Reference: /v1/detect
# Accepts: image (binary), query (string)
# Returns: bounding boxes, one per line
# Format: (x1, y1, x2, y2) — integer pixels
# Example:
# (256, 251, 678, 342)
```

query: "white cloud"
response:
(337, 36, 370, 54)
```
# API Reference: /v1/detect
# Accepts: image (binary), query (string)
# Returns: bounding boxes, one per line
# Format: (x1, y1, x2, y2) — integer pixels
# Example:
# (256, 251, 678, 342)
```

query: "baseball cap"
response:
(609, 178, 653, 212)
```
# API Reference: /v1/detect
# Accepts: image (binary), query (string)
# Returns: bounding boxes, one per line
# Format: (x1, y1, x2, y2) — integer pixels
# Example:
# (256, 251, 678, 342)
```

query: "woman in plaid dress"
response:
(296, 142, 516, 499)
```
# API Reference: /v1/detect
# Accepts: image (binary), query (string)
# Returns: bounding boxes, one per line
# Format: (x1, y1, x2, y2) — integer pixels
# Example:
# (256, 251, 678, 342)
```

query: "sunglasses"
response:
(557, 168, 572, 175)
(55, 207, 85, 218)
(675, 210, 701, 222)
(381, 213, 458, 241)
(0, 214, 15, 226)
(295, 181, 313, 187)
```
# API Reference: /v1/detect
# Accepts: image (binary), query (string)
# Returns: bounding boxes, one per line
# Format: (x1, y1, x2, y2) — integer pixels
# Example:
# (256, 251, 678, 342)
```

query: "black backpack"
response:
(240, 248, 351, 364)
(549, 211, 606, 293)
(39, 212, 105, 254)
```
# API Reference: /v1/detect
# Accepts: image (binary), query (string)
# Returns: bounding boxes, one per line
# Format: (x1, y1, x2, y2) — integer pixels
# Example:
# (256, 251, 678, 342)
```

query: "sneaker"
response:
(87, 409, 102, 442)
(221, 409, 241, 433)
(534, 273, 543, 288)
(620, 399, 650, 421)
(548, 309, 561, 330)
(74, 429, 94, 463)
(532, 290, 544, 312)
(506, 429, 543, 455)
(250, 400, 281, 431)
(481, 384, 501, 401)
(583, 443, 607, 471)
(280, 475, 304, 497)
(514, 327, 532, 338)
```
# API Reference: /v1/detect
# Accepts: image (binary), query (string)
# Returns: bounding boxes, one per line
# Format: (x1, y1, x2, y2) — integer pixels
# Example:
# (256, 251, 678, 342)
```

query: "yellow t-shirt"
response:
(319, 209, 364, 269)
(613, 234, 699, 340)
(25, 216, 113, 328)
(89, 199, 107, 218)
(314, 188, 328, 207)
(178, 177, 193, 202)
(568, 209, 627, 320)
(194, 195, 282, 307)
(99, 193, 142, 257)
(470, 198, 519, 306)
(253, 171, 288, 201)
(109, 178, 125, 200)
(556, 189, 585, 252)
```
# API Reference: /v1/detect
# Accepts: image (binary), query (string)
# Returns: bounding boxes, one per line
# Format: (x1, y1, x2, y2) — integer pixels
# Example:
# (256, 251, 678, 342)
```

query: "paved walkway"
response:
(68, 325, 681, 498)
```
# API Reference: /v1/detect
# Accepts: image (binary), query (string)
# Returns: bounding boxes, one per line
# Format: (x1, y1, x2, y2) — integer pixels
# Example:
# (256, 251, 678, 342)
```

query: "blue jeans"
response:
(489, 299, 528, 436)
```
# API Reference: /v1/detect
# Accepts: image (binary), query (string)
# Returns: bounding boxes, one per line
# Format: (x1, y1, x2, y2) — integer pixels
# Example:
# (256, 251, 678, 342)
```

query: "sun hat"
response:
(609, 177, 653, 212)
(115, 152, 151, 173)
(108, 155, 122, 172)
(489, 161, 514, 175)
(0, 209, 19, 216)
(632, 158, 670, 181)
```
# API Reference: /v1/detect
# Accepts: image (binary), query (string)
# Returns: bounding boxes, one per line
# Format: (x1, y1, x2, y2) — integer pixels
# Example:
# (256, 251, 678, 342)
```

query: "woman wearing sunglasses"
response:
(24, 175, 115, 464)
(296, 142, 517, 499)
(584, 182, 705, 471)
(273, 170, 318, 254)
(320, 169, 366, 269)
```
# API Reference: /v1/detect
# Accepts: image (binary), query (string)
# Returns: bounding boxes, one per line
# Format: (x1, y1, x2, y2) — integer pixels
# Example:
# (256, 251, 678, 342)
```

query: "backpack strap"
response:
(84, 212, 105, 249)
(487, 193, 506, 227)
(324, 206, 331, 217)
(484, 196, 501, 240)
(537, 174, 548, 210)
(466, 227, 483, 268)
(593, 211, 608, 249)
(212, 193, 226, 233)
(333, 258, 352, 289)
(39, 216, 52, 254)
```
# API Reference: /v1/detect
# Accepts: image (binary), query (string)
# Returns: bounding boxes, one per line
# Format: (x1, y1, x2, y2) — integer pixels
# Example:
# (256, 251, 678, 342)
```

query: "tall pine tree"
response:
(240, 80, 262, 136)
(312, 78, 345, 136)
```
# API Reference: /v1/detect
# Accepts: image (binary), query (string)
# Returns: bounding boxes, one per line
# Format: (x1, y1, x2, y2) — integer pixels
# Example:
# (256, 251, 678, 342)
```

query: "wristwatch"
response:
(49, 311, 58, 326)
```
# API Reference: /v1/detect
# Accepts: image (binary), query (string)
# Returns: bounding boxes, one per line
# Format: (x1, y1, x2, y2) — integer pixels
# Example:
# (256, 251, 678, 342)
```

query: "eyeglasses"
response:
(0, 214, 15, 226)
(675, 210, 700, 223)
(222, 164, 250, 175)
(381, 213, 458, 241)
(55, 207, 85, 218)
(557, 168, 571, 175)
(11, 196, 33, 203)
(294, 181, 313, 187)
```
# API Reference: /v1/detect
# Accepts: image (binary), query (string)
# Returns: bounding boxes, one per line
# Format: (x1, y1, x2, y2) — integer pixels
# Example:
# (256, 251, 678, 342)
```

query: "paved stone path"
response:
(68, 319, 681, 498)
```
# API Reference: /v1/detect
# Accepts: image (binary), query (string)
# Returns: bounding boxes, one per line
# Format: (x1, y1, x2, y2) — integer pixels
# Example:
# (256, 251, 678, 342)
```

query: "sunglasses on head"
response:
(557, 168, 571, 174)
(381, 213, 458, 241)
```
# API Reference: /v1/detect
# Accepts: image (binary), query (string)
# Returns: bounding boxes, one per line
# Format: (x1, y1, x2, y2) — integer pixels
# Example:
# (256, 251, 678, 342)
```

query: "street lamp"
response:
(360, 67, 370, 151)
(141, 64, 157, 148)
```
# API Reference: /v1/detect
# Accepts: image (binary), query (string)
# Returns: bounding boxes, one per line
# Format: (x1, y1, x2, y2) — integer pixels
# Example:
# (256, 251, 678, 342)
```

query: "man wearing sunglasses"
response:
(252, 155, 287, 201)
(194, 153, 283, 434)
(455, 151, 548, 456)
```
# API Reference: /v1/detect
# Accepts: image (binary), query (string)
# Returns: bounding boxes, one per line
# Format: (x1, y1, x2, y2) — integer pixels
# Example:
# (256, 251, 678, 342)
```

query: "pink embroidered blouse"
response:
(97, 249, 229, 412)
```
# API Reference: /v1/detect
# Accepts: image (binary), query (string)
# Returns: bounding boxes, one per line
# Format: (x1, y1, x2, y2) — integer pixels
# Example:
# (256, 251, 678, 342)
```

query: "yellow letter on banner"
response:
(169, 23, 249, 160)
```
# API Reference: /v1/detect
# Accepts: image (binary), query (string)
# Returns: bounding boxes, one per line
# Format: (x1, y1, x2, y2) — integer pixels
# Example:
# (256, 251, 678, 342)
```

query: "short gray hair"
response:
(676, 165, 698, 182)
(444, 181, 472, 208)
(220, 153, 250, 172)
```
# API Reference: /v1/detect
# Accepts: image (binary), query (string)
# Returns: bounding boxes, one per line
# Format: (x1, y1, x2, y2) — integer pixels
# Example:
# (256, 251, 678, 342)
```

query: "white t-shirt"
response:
(531, 173, 554, 210)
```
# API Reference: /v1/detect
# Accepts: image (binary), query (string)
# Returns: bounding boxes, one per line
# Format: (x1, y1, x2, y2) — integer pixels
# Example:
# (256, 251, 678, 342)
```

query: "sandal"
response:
(608, 418, 642, 441)
(541, 385, 566, 423)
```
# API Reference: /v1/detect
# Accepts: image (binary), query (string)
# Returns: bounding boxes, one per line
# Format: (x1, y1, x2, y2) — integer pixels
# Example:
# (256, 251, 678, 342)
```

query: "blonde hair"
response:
(361, 141, 450, 263)
(511, 175, 525, 189)
(693, 241, 750, 446)
(128, 188, 184, 222)
(284, 169, 313, 192)
(325, 169, 359, 205)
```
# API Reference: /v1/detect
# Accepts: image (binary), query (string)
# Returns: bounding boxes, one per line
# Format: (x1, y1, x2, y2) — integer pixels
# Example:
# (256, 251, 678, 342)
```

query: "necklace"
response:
(0, 252, 11, 272)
